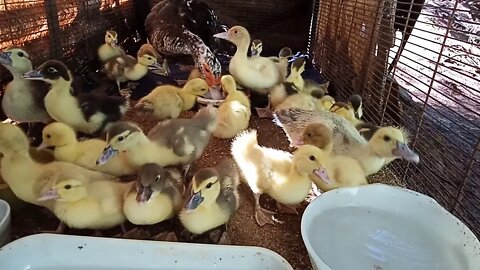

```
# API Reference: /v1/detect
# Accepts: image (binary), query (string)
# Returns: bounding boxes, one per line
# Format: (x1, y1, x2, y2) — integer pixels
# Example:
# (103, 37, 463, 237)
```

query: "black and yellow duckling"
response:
(250, 39, 263, 57)
(23, 60, 129, 136)
(123, 163, 184, 241)
(0, 48, 51, 124)
(329, 94, 363, 125)
(179, 158, 240, 244)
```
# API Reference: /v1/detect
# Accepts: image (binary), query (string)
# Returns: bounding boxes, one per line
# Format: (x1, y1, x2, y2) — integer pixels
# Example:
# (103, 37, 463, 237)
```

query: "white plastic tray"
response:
(301, 184, 480, 270)
(0, 233, 293, 270)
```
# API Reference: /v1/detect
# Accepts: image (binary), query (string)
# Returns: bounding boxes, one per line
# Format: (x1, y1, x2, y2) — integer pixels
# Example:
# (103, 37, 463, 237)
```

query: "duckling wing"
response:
(273, 108, 367, 151)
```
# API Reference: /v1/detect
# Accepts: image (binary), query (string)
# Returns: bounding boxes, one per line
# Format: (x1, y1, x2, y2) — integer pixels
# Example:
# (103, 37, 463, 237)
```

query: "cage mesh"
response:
(0, 0, 137, 83)
(310, 0, 480, 237)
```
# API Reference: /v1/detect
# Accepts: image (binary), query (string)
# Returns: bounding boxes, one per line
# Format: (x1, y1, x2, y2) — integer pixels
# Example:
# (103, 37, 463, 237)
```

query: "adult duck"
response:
(145, 0, 223, 99)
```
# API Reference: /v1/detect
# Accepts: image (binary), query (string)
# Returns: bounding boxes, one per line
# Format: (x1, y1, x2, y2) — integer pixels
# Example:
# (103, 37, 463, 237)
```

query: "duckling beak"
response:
(291, 137, 304, 146)
(313, 167, 332, 184)
(0, 52, 12, 65)
(136, 185, 153, 203)
(38, 189, 59, 201)
(213, 31, 229, 40)
(96, 145, 119, 165)
(111, 40, 118, 48)
(251, 48, 259, 57)
(22, 70, 44, 80)
(392, 141, 420, 163)
(37, 142, 49, 151)
(148, 61, 163, 70)
(185, 191, 204, 211)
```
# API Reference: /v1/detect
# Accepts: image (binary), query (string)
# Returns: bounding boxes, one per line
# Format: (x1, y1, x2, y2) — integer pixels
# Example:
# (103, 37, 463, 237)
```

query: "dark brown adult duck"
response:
(145, 0, 224, 99)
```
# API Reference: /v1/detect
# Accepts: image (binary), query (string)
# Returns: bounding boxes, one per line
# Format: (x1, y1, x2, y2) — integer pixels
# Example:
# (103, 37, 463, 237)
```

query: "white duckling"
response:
(213, 75, 251, 139)
(231, 130, 326, 226)
(22, 60, 129, 135)
(97, 30, 126, 62)
(214, 26, 282, 94)
(38, 122, 136, 177)
(0, 48, 52, 123)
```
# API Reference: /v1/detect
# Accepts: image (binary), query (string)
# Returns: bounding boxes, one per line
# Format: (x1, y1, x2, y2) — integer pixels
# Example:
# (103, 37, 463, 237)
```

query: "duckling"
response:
(38, 122, 136, 177)
(292, 123, 368, 191)
(250, 39, 263, 57)
(123, 163, 184, 229)
(103, 43, 163, 90)
(274, 90, 325, 112)
(274, 108, 420, 176)
(0, 48, 52, 123)
(269, 47, 293, 81)
(285, 58, 329, 96)
(213, 75, 251, 139)
(38, 177, 130, 232)
(23, 60, 129, 135)
(214, 26, 282, 94)
(317, 95, 336, 111)
(356, 122, 380, 140)
(97, 30, 126, 62)
(97, 106, 217, 174)
(231, 130, 326, 226)
(179, 158, 240, 237)
(329, 94, 363, 125)
(0, 123, 119, 211)
(134, 78, 209, 120)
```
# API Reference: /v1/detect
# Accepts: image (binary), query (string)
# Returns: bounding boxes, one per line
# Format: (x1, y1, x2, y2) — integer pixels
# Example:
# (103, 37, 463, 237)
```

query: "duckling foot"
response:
(93, 230, 103, 237)
(255, 107, 274, 118)
(275, 202, 299, 215)
(122, 228, 151, 240)
(39, 221, 66, 234)
(255, 206, 277, 226)
(217, 232, 231, 245)
(152, 231, 178, 242)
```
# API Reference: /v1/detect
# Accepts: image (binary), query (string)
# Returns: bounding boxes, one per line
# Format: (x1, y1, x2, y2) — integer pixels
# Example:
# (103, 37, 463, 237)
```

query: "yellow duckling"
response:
(329, 94, 363, 125)
(179, 159, 240, 237)
(0, 123, 118, 210)
(97, 30, 125, 62)
(38, 122, 136, 177)
(214, 26, 282, 94)
(38, 177, 130, 232)
(213, 75, 251, 139)
(97, 106, 217, 173)
(104, 43, 162, 90)
(231, 130, 326, 226)
(286, 58, 329, 96)
(316, 95, 336, 111)
(123, 163, 184, 227)
(294, 123, 368, 192)
(134, 78, 209, 120)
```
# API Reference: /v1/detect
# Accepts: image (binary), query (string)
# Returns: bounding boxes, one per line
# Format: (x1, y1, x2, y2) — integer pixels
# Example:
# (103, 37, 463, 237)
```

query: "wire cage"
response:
(0, 0, 140, 85)
(0, 0, 478, 241)
(309, 0, 480, 237)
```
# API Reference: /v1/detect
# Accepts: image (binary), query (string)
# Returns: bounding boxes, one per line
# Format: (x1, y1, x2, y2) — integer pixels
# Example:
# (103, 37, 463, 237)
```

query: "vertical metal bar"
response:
(452, 137, 480, 211)
(307, 0, 320, 56)
(45, 0, 62, 59)
(401, 0, 460, 182)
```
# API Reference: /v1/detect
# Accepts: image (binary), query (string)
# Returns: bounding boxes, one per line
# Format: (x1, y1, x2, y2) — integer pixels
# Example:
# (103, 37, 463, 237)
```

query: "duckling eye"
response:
(47, 67, 57, 73)
(64, 184, 72, 190)
(383, 135, 391, 142)
(118, 136, 124, 142)
(233, 30, 238, 34)
(46, 134, 51, 139)
(309, 155, 316, 161)
(206, 182, 213, 189)
(17, 52, 24, 57)
(154, 175, 161, 182)
(307, 133, 311, 137)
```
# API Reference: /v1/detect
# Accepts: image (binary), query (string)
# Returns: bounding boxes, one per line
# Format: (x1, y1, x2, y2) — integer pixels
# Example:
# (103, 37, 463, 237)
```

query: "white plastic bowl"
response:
(0, 199, 11, 247)
(0, 233, 293, 269)
(301, 184, 480, 270)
